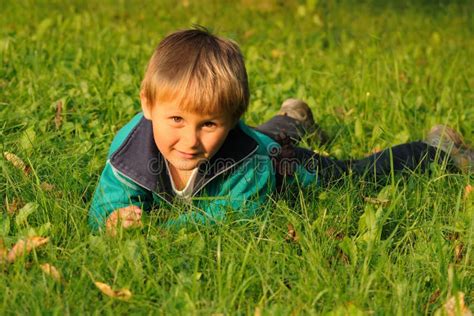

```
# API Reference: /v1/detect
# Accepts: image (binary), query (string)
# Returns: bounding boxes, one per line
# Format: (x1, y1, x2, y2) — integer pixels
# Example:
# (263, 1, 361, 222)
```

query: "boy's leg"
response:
(345, 141, 450, 178)
(254, 99, 328, 145)
(256, 99, 473, 185)
(291, 124, 473, 186)
(287, 142, 451, 187)
(255, 115, 306, 143)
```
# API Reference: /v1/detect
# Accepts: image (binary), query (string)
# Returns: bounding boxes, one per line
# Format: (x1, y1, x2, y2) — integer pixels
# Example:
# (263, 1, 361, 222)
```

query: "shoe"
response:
(424, 124, 474, 172)
(277, 98, 329, 144)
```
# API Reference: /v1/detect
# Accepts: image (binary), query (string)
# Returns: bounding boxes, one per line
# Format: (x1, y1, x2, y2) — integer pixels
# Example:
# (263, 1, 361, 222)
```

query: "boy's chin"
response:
(170, 158, 206, 171)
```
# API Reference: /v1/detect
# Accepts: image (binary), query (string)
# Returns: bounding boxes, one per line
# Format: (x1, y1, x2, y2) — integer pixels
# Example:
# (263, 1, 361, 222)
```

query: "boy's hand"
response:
(105, 206, 142, 236)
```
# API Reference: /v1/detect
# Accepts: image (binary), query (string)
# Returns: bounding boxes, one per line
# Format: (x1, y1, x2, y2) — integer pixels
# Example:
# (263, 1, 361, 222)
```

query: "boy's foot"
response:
(424, 124, 474, 172)
(277, 98, 329, 144)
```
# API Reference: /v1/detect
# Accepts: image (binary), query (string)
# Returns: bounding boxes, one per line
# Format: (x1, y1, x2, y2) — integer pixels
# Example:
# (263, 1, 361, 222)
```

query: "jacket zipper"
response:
(192, 145, 259, 197)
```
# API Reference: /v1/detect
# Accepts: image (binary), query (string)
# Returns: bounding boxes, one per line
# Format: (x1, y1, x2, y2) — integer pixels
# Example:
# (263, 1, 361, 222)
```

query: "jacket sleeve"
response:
(163, 155, 275, 229)
(88, 161, 152, 231)
(88, 113, 152, 231)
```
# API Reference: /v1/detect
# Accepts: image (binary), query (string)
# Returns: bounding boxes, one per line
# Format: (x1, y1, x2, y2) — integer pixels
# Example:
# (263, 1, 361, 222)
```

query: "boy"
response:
(89, 27, 473, 234)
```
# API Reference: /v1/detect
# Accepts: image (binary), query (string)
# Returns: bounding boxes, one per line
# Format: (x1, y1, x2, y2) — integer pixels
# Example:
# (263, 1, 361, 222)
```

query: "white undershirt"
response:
(164, 160, 199, 199)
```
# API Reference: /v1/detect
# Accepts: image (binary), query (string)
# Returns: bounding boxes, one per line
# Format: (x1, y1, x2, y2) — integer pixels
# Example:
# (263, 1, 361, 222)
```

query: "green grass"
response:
(1, 0, 473, 314)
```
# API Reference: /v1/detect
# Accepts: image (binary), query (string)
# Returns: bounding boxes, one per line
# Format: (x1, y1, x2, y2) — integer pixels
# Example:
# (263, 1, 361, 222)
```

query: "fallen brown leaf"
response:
(7, 237, 49, 263)
(3, 152, 31, 175)
(55, 100, 63, 129)
(338, 249, 350, 265)
(465, 184, 473, 199)
(40, 182, 55, 192)
(94, 281, 132, 300)
(429, 288, 441, 305)
(399, 72, 412, 84)
(326, 227, 345, 240)
(5, 197, 24, 215)
(254, 306, 262, 316)
(334, 107, 355, 120)
(425, 288, 441, 312)
(271, 49, 284, 58)
(443, 292, 472, 316)
(454, 242, 464, 263)
(286, 223, 299, 242)
(447, 232, 460, 241)
(0, 239, 7, 265)
(243, 29, 255, 39)
(446, 233, 465, 263)
(40, 263, 61, 282)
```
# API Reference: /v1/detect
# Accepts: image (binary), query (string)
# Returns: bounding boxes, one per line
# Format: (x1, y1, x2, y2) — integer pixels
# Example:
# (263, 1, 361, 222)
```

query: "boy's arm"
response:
(88, 161, 152, 231)
(89, 113, 152, 231)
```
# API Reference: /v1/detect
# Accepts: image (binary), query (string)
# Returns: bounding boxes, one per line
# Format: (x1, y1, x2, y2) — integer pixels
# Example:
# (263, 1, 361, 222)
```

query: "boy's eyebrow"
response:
(165, 111, 227, 122)
(202, 115, 225, 120)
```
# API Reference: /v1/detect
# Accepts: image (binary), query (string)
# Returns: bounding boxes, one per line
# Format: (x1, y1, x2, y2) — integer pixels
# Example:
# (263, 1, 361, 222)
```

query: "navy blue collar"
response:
(109, 116, 258, 202)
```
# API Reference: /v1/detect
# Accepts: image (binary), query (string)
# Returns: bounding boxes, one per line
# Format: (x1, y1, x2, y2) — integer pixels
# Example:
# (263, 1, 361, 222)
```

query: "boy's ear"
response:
(140, 90, 152, 120)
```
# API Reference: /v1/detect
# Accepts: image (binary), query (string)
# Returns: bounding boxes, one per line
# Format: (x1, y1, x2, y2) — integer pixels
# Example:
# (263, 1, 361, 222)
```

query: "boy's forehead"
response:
(155, 100, 229, 120)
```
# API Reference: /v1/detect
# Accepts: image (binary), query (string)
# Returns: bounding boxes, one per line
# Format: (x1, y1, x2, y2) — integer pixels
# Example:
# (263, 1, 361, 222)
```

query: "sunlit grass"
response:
(1, 0, 473, 314)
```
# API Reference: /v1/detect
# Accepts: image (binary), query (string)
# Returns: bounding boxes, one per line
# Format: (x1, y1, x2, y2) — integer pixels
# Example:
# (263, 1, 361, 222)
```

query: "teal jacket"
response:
(88, 113, 318, 231)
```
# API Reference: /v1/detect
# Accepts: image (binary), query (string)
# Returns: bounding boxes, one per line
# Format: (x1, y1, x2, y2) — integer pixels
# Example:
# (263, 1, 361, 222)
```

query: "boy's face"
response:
(142, 98, 235, 174)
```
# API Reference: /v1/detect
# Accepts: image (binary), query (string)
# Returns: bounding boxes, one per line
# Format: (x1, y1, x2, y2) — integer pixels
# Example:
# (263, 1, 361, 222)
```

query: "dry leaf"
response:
(5, 197, 24, 215)
(7, 236, 49, 263)
(399, 72, 412, 84)
(364, 196, 390, 206)
(428, 288, 441, 305)
(286, 223, 299, 242)
(447, 233, 464, 263)
(0, 239, 7, 265)
(254, 306, 262, 316)
(338, 249, 350, 265)
(271, 49, 284, 58)
(443, 292, 472, 316)
(94, 281, 132, 300)
(454, 242, 464, 263)
(326, 227, 345, 240)
(447, 232, 460, 241)
(40, 182, 55, 192)
(3, 152, 30, 175)
(334, 107, 355, 120)
(465, 185, 473, 199)
(243, 29, 255, 39)
(55, 100, 63, 129)
(40, 263, 61, 282)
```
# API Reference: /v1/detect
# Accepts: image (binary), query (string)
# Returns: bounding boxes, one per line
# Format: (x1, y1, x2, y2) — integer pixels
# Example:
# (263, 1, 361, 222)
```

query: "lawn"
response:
(1, 0, 473, 314)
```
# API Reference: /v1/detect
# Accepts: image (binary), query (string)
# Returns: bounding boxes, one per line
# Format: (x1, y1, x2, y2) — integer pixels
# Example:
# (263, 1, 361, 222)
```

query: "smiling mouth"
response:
(176, 150, 201, 159)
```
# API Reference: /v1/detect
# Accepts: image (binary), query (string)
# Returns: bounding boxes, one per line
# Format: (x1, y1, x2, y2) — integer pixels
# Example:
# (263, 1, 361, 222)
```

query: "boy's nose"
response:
(181, 128, 201, 149)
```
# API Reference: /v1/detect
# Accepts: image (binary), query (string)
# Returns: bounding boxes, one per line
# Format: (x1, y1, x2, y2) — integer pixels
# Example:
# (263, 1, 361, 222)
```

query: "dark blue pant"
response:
(255, 115, 451, 187)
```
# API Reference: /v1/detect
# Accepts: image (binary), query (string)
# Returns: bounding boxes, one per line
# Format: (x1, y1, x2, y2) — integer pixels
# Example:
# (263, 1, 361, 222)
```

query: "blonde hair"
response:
(141, 27, 249, 122)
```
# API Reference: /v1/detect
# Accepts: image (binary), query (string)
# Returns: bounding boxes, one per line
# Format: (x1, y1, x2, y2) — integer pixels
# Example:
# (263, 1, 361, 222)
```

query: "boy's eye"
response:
(171, 116, 183, 123)
(203, 121, 216, 128)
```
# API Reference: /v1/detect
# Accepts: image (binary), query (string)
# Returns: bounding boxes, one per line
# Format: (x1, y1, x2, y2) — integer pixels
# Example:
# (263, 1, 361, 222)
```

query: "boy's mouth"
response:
(176, 150, 201, 159)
